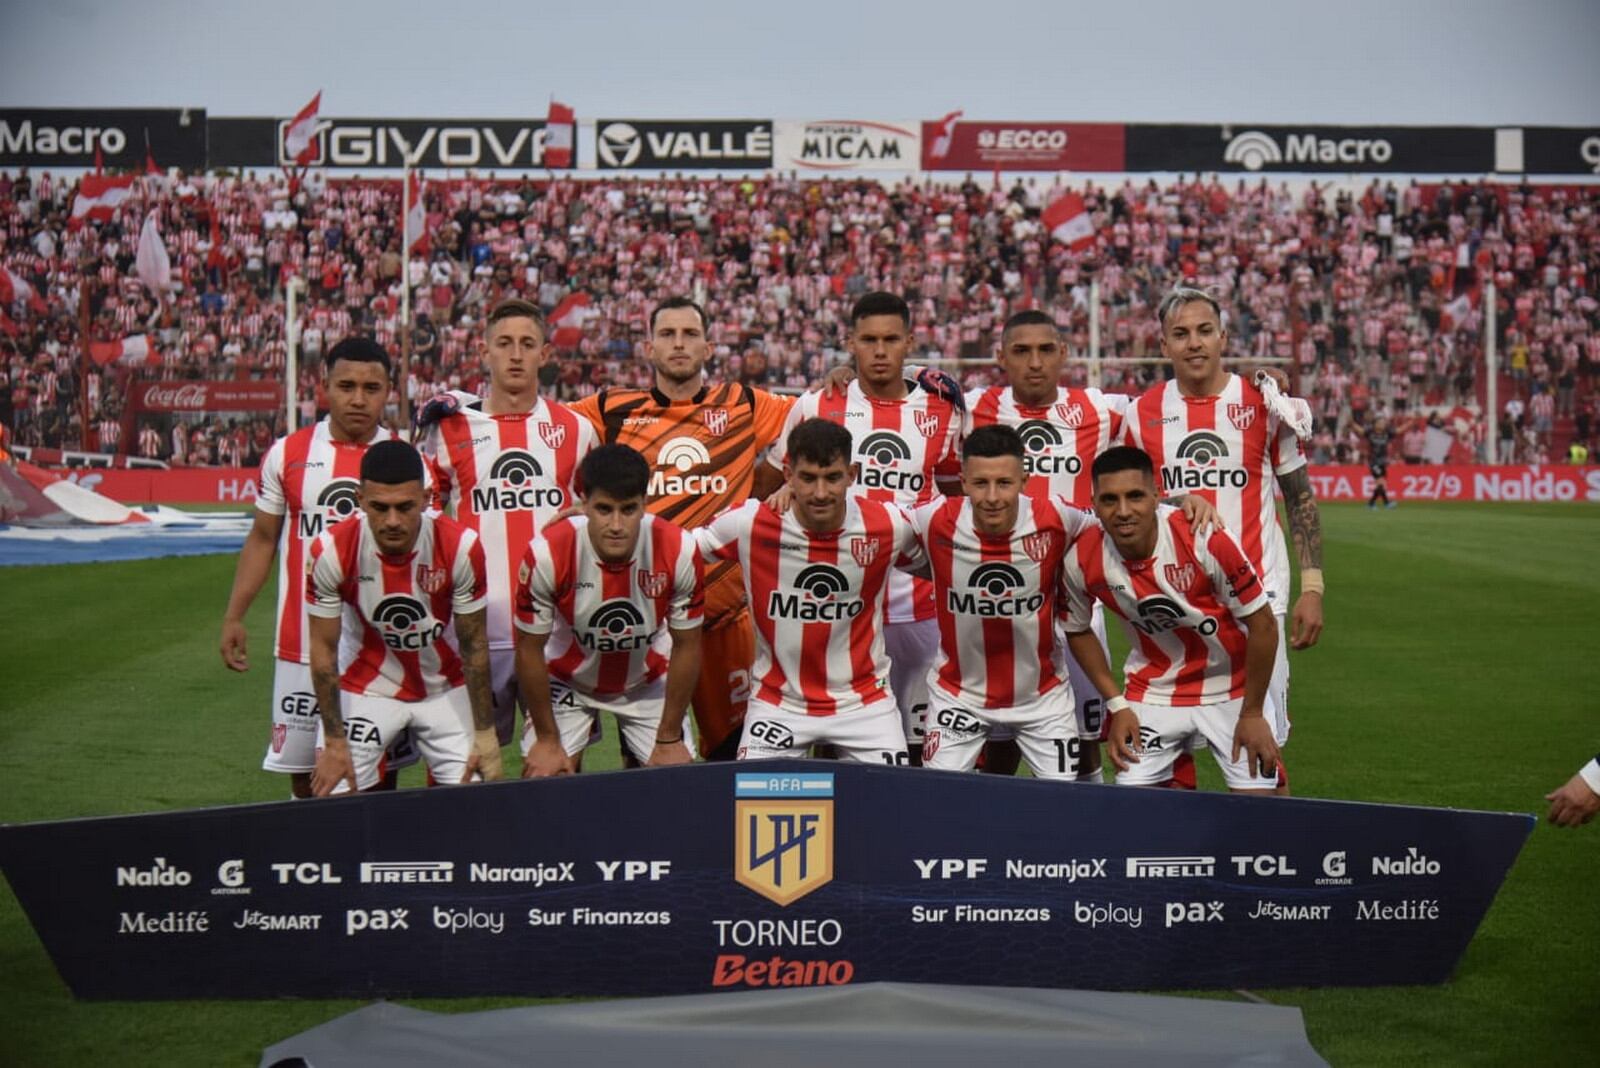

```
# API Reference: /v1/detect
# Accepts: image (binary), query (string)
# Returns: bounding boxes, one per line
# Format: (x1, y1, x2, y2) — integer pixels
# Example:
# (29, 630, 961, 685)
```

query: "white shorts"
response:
(921, 683, 1084, 780)
(1058, 605, 1112, 741)
(1269, 611, 1290, 746)
(263, 660, 323, 773)
(737, 699, 908, 765)
(521, 677, 697, 763)
(885, 617, 939, 747)
(1115, 697, 1281, 792)
(334, 688, 475, 792)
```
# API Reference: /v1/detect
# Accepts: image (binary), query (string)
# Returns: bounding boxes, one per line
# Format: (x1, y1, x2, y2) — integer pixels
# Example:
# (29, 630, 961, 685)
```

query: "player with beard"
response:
(569, 297, 793, 762)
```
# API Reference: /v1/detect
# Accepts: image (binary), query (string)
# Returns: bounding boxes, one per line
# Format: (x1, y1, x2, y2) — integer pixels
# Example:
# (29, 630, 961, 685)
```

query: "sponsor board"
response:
(595, 120, 772, 170)
(1306, 464, 1600, 503)
(773, 120, 920, 172)
(130, 381, 284, 413)
(1518, 127, 1600, 175)
(1125, 124, 1494, 174)
(921, 120, 1125, 171)
(0, 108, 207, 169)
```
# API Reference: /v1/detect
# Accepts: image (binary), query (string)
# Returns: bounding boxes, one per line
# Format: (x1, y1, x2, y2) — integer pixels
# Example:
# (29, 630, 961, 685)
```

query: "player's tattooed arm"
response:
(453, 609, 494, 733)
(1278, 466, 1323, 571)
(308, 613, 357, 796)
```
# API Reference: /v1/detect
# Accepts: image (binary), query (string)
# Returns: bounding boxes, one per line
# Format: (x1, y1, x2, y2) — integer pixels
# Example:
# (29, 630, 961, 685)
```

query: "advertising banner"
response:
(128, 381, 283, 413)
(1519, 127, 1600, 176)
(63, 467, 260, 505)
(0, 108, 207, 170)
(920, 121, 1125, 171)
(593, 119, 772, 170)
(1125, 125, 1495, 174)
(1307, 464, 1600, 503)
(0, 761, 1530, 999)
(205, 117, 558, 169)
(773, 120, 921, 172)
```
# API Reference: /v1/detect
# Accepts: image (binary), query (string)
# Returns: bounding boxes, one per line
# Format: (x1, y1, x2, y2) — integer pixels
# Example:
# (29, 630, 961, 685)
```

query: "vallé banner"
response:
(0, 761, 1529, 999)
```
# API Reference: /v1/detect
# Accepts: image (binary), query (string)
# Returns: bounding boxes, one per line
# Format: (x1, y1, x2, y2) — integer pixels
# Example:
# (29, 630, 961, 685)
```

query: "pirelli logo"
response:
(734, 773, 834, 907)
(359, 861, 455, 884)
(1125, 856, 1216, 879)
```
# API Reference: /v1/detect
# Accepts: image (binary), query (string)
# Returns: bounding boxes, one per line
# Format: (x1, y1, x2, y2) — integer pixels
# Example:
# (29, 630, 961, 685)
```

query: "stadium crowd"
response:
(1, 168, 1597, 467)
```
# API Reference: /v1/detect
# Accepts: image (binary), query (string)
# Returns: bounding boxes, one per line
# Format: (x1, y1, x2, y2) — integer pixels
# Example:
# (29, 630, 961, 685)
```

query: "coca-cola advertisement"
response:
(132, 381, 283, 413)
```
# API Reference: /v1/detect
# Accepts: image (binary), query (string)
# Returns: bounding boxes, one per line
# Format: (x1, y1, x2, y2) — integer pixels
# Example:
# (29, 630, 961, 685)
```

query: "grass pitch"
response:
(2, 501, 1598, 1065)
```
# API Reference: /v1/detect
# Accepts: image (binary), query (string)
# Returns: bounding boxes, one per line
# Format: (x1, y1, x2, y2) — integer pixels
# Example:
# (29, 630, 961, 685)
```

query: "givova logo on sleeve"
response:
(734, 773, 833, 906)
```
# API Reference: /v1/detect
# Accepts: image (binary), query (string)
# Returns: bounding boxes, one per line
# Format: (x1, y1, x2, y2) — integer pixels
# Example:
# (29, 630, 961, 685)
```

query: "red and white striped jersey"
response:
(422, 396, 597, 650)
(696, 498, 925, 717)
(512, 513, 704, 700)
(965, 385, 1126, 508)
(256, 419, 402, 663)
(770, 381, 960, 624)
(1061, 507, 1269, 707)
(306, 512, 488, 700)
(1121, 375, 1306, 607)
(910, 495, 1095, 710)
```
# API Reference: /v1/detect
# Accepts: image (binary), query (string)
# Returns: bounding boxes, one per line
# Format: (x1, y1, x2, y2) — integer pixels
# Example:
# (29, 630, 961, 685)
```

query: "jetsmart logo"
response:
(855, 432, 924, 493)
(1016, 420, 1080, 477)
(1126, 855, 1216, 878)
(948, 562, 1043, 618)
(1223, 129, 1394, 171)
(472, 451, 565, 512)
(649, 436, 727, 496)
(581, 599, 651, 652)
(359, 861, 455, 884)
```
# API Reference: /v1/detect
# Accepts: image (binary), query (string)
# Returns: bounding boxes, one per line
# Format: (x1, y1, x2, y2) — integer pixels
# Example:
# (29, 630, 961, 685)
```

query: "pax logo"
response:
(345, 908, 409, 935)
(1164, 900, 1225, 927)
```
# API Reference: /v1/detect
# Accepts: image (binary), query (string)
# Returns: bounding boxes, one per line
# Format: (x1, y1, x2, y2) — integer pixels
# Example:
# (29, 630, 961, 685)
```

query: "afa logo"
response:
(1162, 432, 1247, 491)
(769, 564, 861, 621)
(471, 451, 566, 512)
(372, 596, 446, 650)
(299, 478, 361, 538)
(855, 432, 925, 493)
(948, 562, 1043, 618)
(581, 599, 652, 652)
(1131, 595, 1218, 637)
(650, 437, 728, 496)
(1016, 421, 1081, 478)
(734, 773, 834, 906)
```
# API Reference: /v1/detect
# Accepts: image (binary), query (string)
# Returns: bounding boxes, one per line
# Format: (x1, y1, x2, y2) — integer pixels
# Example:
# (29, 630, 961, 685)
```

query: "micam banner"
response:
(1125, 124, 1495, 174)
(773, 121, 921, 172)
(0, 108, 207, 170)
(0, 760, 1529, 999)
(205, 117, 561, 170)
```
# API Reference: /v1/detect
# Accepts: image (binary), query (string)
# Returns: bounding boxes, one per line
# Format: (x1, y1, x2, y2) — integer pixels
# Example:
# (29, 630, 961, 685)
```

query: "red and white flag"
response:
(404, 170, 428, 255)
(1043, 191, 1095, 251)
(929, 110, 963, 160)
(135, 212, 172, 297)
(89, 335, 161, 368)
(544, 101, 574, 168)
(0, 267, 48, 315)
(548, 292, 594, 348)
(70, 173, 137, 227)
(1440, 291, 1473, 332)
(284, 91, 323, 166)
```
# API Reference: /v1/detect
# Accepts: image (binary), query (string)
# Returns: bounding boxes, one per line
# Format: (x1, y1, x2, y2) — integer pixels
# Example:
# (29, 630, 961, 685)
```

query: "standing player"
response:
(569, 296, 793, 761)
(697, 418, 925, 763)
(1122, 288, 1323, 790)
(1061, 447, 1281, 794)
(1364, 416, 1396, 509)
(220, 336, 413, 798)
(513, 444, 704, 773)
(418, 298, 596, 749)
(305, 440, 505, 794)
(768, 292, 962, 762)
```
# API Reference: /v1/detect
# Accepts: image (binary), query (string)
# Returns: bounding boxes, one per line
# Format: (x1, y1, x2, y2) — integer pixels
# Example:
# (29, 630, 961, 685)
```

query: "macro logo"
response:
(581, 599, 652, 652)
(734, 773, 834, 906)
(769, 564, 860, 622)
(1017, 420, 1081, 478)
(856, 432, 924, 493)
(372, 596, 445, 650)
(596, 122, 642, 167)
(1162, 432, 1248, 492)
(1223, 128, 1395, 171)
(1222, 130, 1284, 171)
(472, 450, 565, 511)
(650, 436, 727, 495)
(299, 478, 360, 537)
(948, 562, 1043, 618)
(1131, 595, 1215, 637)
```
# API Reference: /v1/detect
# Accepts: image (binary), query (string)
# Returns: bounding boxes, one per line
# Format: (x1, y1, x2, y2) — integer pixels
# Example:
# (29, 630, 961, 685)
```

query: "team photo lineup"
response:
(220, 285, 1326, 798)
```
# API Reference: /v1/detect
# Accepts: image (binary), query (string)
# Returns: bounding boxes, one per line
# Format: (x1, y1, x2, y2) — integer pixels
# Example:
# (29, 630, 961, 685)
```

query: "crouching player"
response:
(305, 440, 502, 794)
(1061, 446, 1280, 794)
(514, 444, 703, 774)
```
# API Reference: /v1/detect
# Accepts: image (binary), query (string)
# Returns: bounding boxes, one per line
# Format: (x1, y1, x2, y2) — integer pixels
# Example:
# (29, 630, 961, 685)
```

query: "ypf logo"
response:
(372, 596, 443, 650)
(300, 478, 360, 537)
(472, 450, 564, 511)
(597, 122, 642, 167)
(1017, 420, 1081, 477)
(1222, 130, 1283, 171)
(650, 437, 727, 495)
(581, 599, 651, 652)
(734, 772, 833, 906)
(768, 564, 860, 621)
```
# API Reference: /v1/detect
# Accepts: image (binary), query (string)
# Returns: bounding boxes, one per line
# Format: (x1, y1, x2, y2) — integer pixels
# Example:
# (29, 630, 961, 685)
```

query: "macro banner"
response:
(205, 116, 559, 169)
(773, 120, 921, 172)
(593, 119, 773, 170)
(920, 121, 1125, 171)
(0, 761, 1530, 999)
(0, 108, 207, 170)
(1306, 464, 1600, 503)
(1125, 124, 1494, 174)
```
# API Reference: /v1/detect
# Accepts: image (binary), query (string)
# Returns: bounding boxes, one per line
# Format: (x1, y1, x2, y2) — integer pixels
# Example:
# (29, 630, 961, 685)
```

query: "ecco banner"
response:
(0, 761, 1529, 999)
(1125, 125, 1494, 174)
(1308, 464, 1600, 503)
(921, 121, 1125, 171)
(0, 108, 207, 170)
(205, 117, 558, 169)
(1520, 127, 1600, 175)
(773, 120, 920, 172)
(594, 120, 772, 170)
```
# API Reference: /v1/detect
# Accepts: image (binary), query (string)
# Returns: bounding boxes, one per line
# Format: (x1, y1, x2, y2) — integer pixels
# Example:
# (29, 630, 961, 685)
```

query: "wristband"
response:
(1300, 568, 1324, 595)
(1105, 695, 1131, 715)
(655, 734, 684, 745)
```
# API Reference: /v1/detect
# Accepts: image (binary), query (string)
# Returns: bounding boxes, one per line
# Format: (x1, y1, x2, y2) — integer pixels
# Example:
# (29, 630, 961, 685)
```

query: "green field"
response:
(3, 501, 1598, 1065)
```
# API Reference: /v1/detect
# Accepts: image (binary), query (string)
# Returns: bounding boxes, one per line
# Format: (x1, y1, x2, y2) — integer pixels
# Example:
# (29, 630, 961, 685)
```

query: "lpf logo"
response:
(734, 772, 833, 906)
